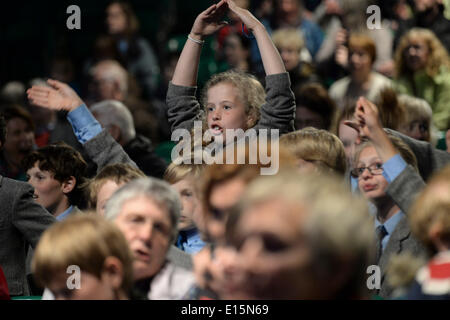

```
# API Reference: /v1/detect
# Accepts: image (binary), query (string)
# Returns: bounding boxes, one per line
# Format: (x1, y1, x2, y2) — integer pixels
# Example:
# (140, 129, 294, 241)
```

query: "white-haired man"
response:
(105, 177, 195, 299)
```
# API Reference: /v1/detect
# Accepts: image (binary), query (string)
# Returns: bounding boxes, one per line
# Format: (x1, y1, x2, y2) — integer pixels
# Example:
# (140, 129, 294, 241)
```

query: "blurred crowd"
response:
(0, 0, 449, 301)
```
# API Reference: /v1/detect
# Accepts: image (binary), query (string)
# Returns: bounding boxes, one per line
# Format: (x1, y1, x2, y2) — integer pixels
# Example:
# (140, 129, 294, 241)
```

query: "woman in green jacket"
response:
(394, 28, 450, 132)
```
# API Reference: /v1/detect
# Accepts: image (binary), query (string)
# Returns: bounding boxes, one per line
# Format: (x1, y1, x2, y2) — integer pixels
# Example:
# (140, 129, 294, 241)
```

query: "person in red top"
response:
(407, 165, 450, 299)
(0, 266, 10, 300)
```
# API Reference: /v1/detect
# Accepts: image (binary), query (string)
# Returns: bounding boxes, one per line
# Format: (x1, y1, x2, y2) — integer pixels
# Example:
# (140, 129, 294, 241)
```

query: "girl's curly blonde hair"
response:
(395, 28, 450, 78)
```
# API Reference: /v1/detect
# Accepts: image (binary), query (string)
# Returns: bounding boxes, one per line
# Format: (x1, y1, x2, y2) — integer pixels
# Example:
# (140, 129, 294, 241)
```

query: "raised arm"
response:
(226, 0, 285, 75)
(27, 80, 137, 172)
(345, 97, 426, 213)
(171, 1, 229, 86)
(167, 1, 229, 132)
(225, 0, 294, 133)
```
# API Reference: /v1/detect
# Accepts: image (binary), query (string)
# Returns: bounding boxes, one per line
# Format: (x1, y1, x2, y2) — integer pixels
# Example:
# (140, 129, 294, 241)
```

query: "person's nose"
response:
(408, 46, 417, 56)
(409, 124, 422, 140)
(138, 222, 153, 244)
(360, 167, 372, 179)
(351, 53, 359, 64)
(212, 108, 222, 121)
(28, 176, 37, 187)
(240, 237, 264, 270)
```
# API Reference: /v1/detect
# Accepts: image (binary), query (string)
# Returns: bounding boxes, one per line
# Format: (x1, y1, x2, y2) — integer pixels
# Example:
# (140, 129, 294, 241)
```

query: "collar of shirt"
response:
(375, 210, 405, 236)
(180, 228, 203, 244)
(56, 205, 74, 221)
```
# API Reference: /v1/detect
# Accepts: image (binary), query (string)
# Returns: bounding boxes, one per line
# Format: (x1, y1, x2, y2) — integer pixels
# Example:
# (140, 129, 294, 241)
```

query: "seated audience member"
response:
(22, 143, 88, 220)
(164, 160, 206, 254)
(105, 1, 160, 99)
(329, 34, 392, 109)
(293, 83, 336, 130)
(271, 28, 318, 89)
(90, 100, 167, 178)
(222, 169, 374, 299)
(395, 0, 450, 53)
(397, 94, 436, 143)
(394, 28, 450, 131)
(0, 105, 36, 181)
(374, 87, 407, 133)
(0, 81, 26, 106)
(0, 114, 56, 297)
(332, 103, 358, 167)
(216, 0, 250, 50)
(222, 32, 252, 72)
(279, 127, 347, 176)
(269, 0, 324, 59)
(33, 215, 133, 300)
(406, 165, 450, 299)
(350, 98, 427, 298)
(188, 142, 295, 298)
(104, 178, 195, 299)
(88, 163, 145, 216)
(315, 0, 394, 83)
(88, 59, 163, 143)
(27, 80, 193, 271)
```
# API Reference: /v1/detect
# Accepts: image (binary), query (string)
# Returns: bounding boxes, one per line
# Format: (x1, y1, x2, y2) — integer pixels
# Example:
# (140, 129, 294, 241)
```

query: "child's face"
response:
(278, 46, 300, 72)
(172, 177, 202, 231)
(356, 146, 388, 201)
(26, 162, 65, 214)
(96, 180, 125, 217)
(206, 83, 250, 140)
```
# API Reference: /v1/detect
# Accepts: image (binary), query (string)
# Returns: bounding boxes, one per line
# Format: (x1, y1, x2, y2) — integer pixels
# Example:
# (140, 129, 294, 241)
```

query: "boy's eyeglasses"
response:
(351, 163, 384, 178)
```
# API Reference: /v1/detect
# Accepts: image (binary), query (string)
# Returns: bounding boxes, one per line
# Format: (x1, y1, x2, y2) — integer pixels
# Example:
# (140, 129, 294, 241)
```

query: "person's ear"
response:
(113, 81, 123, 100)
(101, 256, 124, 291)
(246, 113, 256, 128)
(61, 176, 76, 194)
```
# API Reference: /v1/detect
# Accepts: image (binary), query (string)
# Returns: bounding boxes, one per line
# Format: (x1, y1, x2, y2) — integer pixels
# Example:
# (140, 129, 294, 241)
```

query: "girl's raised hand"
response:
(191, 0, 229, 38)
(226, 0, 262, 32)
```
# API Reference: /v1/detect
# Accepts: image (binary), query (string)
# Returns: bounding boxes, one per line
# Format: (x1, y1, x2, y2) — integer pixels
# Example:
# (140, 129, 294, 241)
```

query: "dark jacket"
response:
(0, 175, 56, 296)
(395, 5, 450, 53)
(123, 135, 167, 179)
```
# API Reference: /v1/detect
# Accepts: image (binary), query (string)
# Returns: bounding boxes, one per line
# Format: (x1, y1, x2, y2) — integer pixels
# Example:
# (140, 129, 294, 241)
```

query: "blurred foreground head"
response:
(224, 169, 375, 299)
(199, 139, 295, 244)
(32, 214, 133, 300)
(410, 165, 450, 255)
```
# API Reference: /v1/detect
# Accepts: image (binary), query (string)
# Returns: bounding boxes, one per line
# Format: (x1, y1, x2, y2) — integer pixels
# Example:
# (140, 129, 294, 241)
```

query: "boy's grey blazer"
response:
(0, 175, 56, 296)
(385, 129, 450, 213)
(378, 216, 426, 298)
